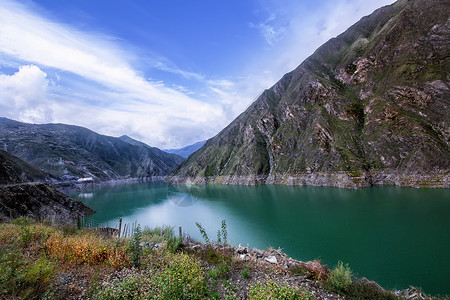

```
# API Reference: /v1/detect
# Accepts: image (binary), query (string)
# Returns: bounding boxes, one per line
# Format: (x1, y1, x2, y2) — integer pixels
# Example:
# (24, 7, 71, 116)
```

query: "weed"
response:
(221, 219, 227, 245)
(327, 261, 353, 293)
(241, 268, 250, 279)
(130, 225, 142, 268)
(195, 222, 210, 244)
(11, 217, 35, 226)
(141, 225, 175, 244)
(20, 225, 32, 247)
(61, 223, 77, 236)
(209, 267, 220, 280)
(166, 235, 183, 253)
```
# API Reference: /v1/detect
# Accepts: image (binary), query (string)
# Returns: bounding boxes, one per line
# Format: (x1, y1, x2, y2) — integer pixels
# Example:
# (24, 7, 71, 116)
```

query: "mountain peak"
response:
(171, 0, 450, 188)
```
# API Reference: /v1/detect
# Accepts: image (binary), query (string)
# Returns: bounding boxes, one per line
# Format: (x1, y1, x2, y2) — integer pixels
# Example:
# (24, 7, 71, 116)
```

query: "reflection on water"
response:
(72, 182, 450, 295)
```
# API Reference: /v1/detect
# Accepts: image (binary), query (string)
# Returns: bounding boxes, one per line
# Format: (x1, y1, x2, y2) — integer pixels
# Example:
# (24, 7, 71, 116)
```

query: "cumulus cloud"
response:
(0, 65, 53, 123)
(0, 0, 396, 149)
(0, 0, 225, 148)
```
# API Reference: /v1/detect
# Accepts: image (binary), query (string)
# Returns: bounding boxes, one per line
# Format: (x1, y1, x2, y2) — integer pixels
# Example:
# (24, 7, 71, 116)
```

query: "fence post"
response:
(118, 218, 122, 238)
(76, 213, 80, 230)
(179, 226, 182, 238)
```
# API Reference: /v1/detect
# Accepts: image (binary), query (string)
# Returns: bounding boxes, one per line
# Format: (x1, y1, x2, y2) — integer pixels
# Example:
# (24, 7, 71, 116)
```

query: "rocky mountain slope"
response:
(0, 150, 50, 184)
(0, 118, 184, 181)
(171, 0, 449, 188)
(0, 183, 94, 223)
(164, 140, 206, 158)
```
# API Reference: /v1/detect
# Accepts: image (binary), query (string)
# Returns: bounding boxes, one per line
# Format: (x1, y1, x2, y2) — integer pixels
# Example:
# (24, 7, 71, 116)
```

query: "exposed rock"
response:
(170, 0, 450, 189)
(0, 183, 94, 223)
(265, 256, 278, 264)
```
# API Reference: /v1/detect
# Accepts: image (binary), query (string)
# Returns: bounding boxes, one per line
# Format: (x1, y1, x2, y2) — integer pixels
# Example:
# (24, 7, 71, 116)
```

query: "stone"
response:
(265, 256, 277, 264)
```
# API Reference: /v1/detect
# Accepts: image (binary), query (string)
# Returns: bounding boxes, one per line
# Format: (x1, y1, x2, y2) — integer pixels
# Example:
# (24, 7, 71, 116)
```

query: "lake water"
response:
(72, 182, 450, 295)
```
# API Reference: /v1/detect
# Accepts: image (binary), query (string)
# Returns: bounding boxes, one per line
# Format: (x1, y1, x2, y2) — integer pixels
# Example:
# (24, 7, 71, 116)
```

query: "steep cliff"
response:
(171, 0, 449, 188)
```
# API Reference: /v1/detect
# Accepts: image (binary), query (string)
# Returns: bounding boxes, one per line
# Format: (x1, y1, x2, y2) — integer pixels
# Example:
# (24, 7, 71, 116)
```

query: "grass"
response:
(0, 219, 426, 299)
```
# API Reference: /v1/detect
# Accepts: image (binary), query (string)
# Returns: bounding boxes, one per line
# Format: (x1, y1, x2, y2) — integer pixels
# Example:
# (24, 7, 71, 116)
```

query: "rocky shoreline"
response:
(168, 169, 450, 189)
(181, 239, 435, 299)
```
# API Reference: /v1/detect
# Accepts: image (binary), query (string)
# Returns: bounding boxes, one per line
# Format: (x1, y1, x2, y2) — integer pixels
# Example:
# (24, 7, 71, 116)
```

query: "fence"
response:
(76, 215, 139, 238)
(75, 215, 184, 239)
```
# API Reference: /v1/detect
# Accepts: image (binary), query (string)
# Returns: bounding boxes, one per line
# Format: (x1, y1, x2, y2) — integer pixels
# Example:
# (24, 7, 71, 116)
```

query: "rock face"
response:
(171, 0, 450, 188)
(0, 183, 94, 223)
(0, 118, 184, 181)
(0, 150, 50, 184)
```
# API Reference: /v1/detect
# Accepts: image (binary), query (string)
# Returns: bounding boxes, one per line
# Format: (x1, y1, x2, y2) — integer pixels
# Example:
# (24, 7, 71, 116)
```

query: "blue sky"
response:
(0, 0, 395, 148)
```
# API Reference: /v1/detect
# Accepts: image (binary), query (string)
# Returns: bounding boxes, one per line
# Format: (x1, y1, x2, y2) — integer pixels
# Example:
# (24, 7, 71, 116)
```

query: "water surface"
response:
(72, 182, 450, 295)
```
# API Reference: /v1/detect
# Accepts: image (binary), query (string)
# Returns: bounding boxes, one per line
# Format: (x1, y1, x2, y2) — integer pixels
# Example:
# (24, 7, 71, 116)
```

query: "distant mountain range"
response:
(0, 118, 184, 181)
(171, 0, 449, 188)
(164, 141, 206, 158)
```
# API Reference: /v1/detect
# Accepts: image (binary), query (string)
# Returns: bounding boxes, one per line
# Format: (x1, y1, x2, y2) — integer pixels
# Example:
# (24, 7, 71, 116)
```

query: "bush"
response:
(92, 268, 150, 300)
(166, 235, 183, 253)
(152, 253, 207, 299)
(141, 225, 175, 244)
(241, 268, 250, 279)
(45, 231, 128, 267)
(93, 252, 207, 300)
(249, 280, 313, 299)
(129, 225, 142, 268)
(327, 261, 353, 293)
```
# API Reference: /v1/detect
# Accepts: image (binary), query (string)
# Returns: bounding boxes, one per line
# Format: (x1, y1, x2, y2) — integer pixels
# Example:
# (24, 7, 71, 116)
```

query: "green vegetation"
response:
(327, 260, 353, 292)
(241, 268, 250, 279)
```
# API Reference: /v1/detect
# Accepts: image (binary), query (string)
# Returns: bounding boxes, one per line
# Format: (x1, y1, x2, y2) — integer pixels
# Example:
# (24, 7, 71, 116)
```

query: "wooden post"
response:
(179, 226, 182, 238)
(118, 218, 122, 238)
(76, 214, 80, 230)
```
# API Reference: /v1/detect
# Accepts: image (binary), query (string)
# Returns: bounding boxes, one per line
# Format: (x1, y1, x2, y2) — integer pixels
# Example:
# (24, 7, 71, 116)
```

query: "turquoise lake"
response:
(72, 182, 450, 295)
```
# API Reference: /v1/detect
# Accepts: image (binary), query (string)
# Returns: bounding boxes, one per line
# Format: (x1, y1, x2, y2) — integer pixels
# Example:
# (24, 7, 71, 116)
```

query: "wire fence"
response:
(75, 215, 138, 238)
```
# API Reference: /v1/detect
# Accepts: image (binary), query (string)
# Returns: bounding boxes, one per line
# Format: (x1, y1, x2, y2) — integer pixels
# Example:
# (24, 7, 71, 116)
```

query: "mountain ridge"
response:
(170, 0, 449, 188)
(0, 118, 184, 181)
(164, 140, 206, 158)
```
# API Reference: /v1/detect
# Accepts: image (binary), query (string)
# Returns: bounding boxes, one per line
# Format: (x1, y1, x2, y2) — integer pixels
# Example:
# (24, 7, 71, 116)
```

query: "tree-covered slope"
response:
(0, 118, 184, 181)
(171, 0, 449, 188)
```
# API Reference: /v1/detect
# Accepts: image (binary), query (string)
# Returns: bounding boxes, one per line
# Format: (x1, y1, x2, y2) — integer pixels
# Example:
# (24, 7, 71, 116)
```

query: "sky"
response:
(0, 0, 396, 149)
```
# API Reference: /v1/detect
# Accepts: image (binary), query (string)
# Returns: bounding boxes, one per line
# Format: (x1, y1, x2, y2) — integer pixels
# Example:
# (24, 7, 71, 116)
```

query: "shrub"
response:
(11, 217, 35, 226)
(166, 235, 183, 253)
(92, 268, 150, 300)
(305, 260, 330, 280)
(249, 280, 314, 299)
(241, 268, 250, 279)
(327, 261, 353, 293)
(45, 231, 128, 267)
(61, 223, 77, 236)
(130, 225, 142, 268)
(141, 225, 175, 244)
(152, 253, 207, 299)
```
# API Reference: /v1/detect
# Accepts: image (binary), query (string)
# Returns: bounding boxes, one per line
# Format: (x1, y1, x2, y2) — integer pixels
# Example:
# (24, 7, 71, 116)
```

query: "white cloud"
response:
(0, 65, 53, 123)
(0, 0, 226, 148)
(0, 0, 397, 149)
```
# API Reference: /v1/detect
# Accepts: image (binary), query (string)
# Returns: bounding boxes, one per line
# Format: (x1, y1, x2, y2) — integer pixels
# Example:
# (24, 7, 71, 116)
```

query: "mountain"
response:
(118, 135, 152, 148)
(164, 141, 206, 158)
(0, 150, 50, 184)
(171, 0, 449, 188)
(0, 118, 184, 181)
